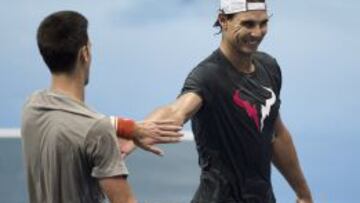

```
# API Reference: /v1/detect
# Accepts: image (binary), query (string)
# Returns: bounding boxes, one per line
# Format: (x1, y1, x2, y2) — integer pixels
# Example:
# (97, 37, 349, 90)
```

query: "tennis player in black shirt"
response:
(122, 0, 313, 202)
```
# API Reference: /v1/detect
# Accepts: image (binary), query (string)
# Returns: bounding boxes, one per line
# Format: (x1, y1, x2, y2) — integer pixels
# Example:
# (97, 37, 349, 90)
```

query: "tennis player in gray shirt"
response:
(21, 11, 183, 203)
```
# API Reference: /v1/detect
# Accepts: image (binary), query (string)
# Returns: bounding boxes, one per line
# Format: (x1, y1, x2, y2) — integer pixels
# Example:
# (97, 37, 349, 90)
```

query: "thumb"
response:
(141, 144, 164, 156)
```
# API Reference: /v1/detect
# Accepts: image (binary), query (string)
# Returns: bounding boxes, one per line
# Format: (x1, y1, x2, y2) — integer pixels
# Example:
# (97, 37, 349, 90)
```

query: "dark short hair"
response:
(214, 0, 265, 32)
(37, 11, 89, 74)
(213, 13, 235, 30)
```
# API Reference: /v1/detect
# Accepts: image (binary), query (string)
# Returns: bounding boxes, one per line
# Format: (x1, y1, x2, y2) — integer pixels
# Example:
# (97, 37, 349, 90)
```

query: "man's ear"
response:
(218, 14, 228, 31)
(79, 45, 90, 63)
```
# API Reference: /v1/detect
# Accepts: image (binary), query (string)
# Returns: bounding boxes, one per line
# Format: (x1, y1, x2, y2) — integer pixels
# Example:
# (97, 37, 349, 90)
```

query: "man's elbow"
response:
(121, 196, 137, 203)
(108, 193, 137, 203)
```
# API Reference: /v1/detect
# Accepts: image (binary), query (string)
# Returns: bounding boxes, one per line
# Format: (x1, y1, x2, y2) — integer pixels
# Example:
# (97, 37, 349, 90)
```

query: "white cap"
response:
(220, 0, 267, 14)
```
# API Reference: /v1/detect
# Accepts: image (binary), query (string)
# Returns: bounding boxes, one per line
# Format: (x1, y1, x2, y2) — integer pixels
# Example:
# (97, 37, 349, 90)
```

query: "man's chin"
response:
(244, 46, 260, 55)
(246, 45, 260, 52)
(236, 48, 257, 56)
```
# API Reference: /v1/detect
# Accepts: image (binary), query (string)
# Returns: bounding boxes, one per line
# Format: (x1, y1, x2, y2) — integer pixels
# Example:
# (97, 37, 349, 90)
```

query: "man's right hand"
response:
(116, 93, 202, 157)
(131, 120, 183, 156)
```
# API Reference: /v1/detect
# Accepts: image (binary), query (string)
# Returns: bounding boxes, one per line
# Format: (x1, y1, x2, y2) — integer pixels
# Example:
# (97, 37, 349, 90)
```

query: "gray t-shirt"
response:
(21, 90, 128, 203)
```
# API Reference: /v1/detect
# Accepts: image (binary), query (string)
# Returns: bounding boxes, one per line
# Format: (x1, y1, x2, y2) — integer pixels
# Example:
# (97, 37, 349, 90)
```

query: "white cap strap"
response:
(220, 0, 267, 14)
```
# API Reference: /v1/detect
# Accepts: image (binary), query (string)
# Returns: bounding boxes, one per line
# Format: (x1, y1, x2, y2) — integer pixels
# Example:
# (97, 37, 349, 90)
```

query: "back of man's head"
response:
(37, 11, 88, 74)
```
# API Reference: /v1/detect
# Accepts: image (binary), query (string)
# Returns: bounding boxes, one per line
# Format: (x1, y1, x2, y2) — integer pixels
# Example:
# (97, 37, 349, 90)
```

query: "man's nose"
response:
(250, 26, 264, 38)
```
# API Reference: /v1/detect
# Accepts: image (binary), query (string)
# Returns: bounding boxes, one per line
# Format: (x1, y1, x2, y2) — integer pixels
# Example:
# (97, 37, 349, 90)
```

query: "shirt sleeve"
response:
(85, 117, 128, 178)
(272, 59, 282, 98)
(179, 65, 213, 104)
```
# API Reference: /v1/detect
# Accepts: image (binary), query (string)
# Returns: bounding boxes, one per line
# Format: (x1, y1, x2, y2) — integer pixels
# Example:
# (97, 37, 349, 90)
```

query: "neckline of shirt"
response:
(215, 48, 260, 78)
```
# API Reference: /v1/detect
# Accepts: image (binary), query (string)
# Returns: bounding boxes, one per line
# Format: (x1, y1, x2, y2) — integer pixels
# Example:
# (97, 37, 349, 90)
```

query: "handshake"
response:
(110, 116, 184, 157)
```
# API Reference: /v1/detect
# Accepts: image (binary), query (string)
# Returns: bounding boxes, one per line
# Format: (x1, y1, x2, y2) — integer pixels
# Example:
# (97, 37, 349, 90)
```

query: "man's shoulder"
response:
(192, 50, 223, 75)
(52, 109, 101, 129)
(85, 117, 116, 144)
(23, 89, 45, 108)
(49, 111, 110, 143)
(24, 89, 104, 119)
(22, 90, 107, 142)
(198, 49, 222, 66)
(87, 117, 113, 136)
(84, 117, 118, 153)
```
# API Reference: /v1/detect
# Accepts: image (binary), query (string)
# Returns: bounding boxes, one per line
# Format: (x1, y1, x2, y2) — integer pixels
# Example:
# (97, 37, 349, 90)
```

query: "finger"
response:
(157, 131, 184, 137)
(153, 120, 180, 125)
(157, 125, 182, 131)
(148, 146, 164, 156)
(158, 130, 184, 137)
(152, 136, 182, 144)
(140, 144, 164, 156)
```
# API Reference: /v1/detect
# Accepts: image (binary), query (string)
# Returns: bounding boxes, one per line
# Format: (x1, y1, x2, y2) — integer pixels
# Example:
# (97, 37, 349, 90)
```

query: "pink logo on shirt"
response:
(233, 90, 260, 130)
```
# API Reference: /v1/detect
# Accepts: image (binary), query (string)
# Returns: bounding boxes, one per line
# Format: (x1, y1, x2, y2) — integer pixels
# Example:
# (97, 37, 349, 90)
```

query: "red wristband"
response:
(115, 117, 135, 140)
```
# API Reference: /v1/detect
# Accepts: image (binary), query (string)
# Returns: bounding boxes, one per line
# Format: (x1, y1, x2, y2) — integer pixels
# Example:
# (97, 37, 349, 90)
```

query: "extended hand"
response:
(132, 120, 183, 156)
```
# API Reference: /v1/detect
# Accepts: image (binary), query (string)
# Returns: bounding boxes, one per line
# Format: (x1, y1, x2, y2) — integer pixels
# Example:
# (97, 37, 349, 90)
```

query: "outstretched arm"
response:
(147, 92, 203, 125)
(120, 92, 203, 157)
(272, 114, 313, 203)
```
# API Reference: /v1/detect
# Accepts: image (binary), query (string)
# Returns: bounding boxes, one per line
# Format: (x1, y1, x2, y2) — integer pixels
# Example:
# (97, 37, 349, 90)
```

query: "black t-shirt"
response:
(181, 49, 282, 203)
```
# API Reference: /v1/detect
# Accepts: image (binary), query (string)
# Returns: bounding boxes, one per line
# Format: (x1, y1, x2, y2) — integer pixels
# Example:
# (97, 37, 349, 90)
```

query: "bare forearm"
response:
(146, 92, 202, 125)
(272, 130, 312, 200)
(119, 93, 202, 157)
(100, 176, 137, 203)
(272, 115, 312, 201)
(146, 105, 186, 125)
